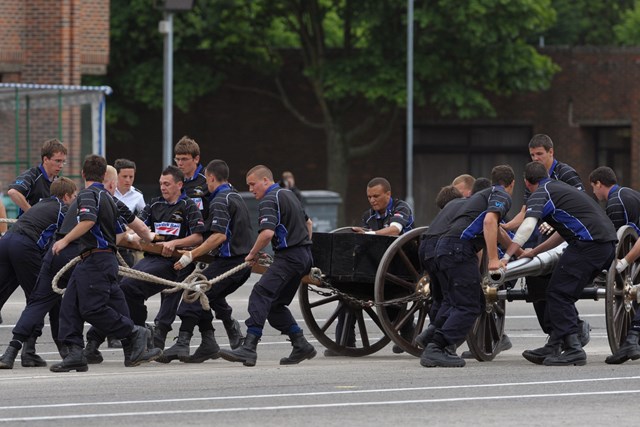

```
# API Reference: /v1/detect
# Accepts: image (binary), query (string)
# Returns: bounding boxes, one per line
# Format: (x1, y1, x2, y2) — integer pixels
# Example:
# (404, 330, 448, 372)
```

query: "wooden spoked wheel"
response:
(465, 251, 506, 361)
(606, 225, 639, 353)
(374, 227, 431, 357)
(298, 227, 390, 356)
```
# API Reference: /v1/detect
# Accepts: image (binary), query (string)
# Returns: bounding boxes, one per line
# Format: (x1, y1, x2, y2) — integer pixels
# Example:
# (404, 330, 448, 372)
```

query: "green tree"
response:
(615, 0, 640, 44)
(96, 0, 560, 222)
(541, 0, 635, 45)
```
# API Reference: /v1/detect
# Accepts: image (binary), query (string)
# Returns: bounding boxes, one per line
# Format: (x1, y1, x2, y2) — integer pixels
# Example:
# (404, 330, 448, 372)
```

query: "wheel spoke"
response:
(309, 293, 340, 309)
(395, 246, 420, 279)
(355, 310, 371, 347)
(383, 272, 415, 292)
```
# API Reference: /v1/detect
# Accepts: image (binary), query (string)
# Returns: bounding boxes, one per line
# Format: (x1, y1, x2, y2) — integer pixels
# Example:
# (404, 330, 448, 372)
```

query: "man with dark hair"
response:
(149, 137, 211, 347)
(0, 177, 77, 369)
(503, 134, 590, 346)
(7, 138, 68, 217)
(116, 165, 205, 350)
(415, 185, 465, 349)
(502, 162, 616, 366)
(219, 165, 315, 366)
(1, 139, 69, 322)
(421, 165, 515, 368)
(589, 166, 640, 364)
(325, 176, 414, 356)
(49, 155, 161, 372)
(471, 177, 492, 194)
(159, 159, 253, 363)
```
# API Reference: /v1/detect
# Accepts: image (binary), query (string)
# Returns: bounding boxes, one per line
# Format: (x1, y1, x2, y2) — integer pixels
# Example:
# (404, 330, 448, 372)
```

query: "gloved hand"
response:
(616, 258, 629, 273)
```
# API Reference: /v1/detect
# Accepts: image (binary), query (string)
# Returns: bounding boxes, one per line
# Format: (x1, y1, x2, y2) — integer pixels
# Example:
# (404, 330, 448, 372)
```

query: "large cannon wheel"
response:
(374, 227, 431, 357)
(299, 227, 390, 356)
(465, 251, 507, 361)
(606, 225, 639, 353)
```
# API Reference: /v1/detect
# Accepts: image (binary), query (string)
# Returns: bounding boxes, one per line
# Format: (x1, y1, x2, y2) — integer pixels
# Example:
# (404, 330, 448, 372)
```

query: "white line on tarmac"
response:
(0, 375, 639, 412)
(1, 388, 640, 422)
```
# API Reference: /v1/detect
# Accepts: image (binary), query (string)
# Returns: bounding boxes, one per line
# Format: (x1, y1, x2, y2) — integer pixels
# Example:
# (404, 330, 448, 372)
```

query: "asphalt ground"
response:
(0, 273, 638, 426)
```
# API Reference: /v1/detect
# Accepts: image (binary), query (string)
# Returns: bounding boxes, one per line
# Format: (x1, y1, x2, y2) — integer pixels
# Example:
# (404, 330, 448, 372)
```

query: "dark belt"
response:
(80, 248, 114, 259)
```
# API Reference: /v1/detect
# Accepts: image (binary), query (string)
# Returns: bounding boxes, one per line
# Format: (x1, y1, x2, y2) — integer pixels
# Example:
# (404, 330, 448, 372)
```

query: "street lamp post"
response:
(157, 0, 195, 168)
(406, 0, 414, 209)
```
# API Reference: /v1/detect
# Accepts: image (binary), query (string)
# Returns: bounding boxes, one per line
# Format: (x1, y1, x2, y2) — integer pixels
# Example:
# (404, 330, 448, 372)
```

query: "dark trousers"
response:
(434, 237, 484, 346)
(12, 244, 79, 341)
(546, 240, 615, 338)
(177, 256, 251, 327)
(153, 262, 194, 329)
(58, 252, 133, 347)
(0, 233, 44, 308)
(419, 236, 445, 322)
(246, 245, 312, 333)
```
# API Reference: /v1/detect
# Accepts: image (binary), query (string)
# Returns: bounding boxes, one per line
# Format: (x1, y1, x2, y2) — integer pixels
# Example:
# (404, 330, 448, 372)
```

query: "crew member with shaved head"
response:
(219, 165, 315, 367)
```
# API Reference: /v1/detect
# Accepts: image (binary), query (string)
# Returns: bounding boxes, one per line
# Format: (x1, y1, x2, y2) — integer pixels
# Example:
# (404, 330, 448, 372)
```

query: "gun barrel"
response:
(489, 243, 567, 284)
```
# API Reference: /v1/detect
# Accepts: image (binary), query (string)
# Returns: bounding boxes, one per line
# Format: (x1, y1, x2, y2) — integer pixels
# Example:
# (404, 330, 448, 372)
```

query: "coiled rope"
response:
(51, 252, 251, 311)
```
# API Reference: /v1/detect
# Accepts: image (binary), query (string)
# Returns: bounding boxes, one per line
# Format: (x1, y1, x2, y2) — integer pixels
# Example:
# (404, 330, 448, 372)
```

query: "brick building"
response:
(0, 0, 109, 195)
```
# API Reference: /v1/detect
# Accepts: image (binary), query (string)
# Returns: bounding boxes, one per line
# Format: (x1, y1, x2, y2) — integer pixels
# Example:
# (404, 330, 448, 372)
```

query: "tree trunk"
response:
(325, 126, 350, 227)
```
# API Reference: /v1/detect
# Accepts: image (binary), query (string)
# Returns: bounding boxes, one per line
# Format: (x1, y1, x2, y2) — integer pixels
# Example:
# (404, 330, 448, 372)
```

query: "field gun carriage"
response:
(296, 225, 640, 360)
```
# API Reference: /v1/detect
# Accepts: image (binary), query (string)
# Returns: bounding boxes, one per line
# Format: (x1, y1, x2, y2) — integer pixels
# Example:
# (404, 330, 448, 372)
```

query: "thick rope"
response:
(51, 254, 251, 311)
(0, 218, 17, 224)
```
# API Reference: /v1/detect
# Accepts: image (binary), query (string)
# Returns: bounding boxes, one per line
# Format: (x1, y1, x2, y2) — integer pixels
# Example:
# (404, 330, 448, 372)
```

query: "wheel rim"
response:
(465, 251, 506, 361)
(298, 283, 390, 356)
(374, 226, 431, 357)
(606, 225, 639, 353)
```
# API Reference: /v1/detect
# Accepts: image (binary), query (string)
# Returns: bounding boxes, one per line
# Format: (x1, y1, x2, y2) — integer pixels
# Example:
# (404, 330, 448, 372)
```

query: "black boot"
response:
(420, 342, 465, 367)
(522, 334, 562, 365)
(83, 340, 104, 364)
(107, 336, 122, 349)
(605, 330, 640, 364)
(578, 319, 591, 347)
(157, 331, 192, 364)
(21, 336, 47, 367)
(415, 324, 436, 348)
(184, 330, 220, 363)
(54, 340, 69, 359)
(0, 342, 21, 369)
(280, 332, 316, 365)
(153, 323, 170, 350)
(125, 325, 162, 367)
(543, 334, 586, 366)
(223, 318, 244, 350)
(49, 344, 88, 372)
(219, 332, 259, 366)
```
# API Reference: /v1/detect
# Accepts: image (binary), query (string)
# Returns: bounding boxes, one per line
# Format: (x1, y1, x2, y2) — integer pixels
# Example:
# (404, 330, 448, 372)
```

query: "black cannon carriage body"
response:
(299, 228, 430, 357)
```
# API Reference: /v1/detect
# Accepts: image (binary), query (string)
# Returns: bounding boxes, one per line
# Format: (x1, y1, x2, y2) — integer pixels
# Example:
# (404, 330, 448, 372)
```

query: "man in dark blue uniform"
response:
(503, 134, 590, 345)
(158, 159, 253, 363)
(151, 137, 210, 348)
(0, 139, 68, 323)
(415, 185, 465, 349)
(119, 165, 205, 344)
(49, 155, 161, 372)
(421, 165, 515, 368)
(219, 164, 315, 367)
(0, 177, 77, 369)
(502, 162, 617, 366)
(589, 166, 640, 364)
(324, 177, 414, 356)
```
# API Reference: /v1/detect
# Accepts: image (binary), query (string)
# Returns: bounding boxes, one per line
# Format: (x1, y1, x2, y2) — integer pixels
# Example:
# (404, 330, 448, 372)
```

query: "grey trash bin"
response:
(300, 190, 342, 232)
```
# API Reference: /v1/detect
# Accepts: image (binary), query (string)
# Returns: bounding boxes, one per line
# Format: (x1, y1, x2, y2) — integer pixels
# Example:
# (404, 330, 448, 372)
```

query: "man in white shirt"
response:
(114, 159, 145, 216)
(110, 158, 146, 349)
